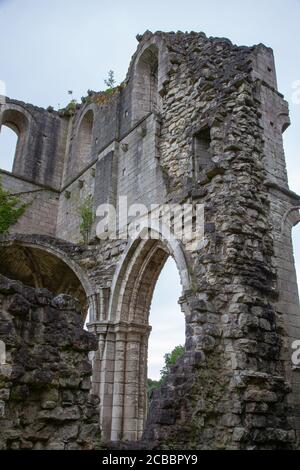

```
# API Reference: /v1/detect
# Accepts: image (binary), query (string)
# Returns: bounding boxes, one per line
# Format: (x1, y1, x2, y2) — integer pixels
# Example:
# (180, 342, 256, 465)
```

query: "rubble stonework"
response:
(0, 31, 300, 449)
(0, 275, 101, 450)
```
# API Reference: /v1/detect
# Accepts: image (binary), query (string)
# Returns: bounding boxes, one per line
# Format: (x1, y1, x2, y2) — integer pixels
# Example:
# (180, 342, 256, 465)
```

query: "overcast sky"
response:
(0, 0, 299, 379)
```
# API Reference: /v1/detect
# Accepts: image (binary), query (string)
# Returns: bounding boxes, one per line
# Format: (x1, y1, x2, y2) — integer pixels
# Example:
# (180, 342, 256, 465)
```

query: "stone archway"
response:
(0, 234, 96, 319)
(92, 227, 191, 442)
(132, 44, 159, 123)
(0, 124, 18, 172)
(76, 108, 94, 170)
(0, 104, 30, 174)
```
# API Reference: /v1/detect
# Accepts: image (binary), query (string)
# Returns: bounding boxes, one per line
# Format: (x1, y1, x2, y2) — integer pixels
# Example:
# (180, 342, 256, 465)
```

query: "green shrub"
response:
(160, 345, 185, 381)
(0, 179, 29, 234)
(147, 344, 185, 401)
(104, 70, 116, 90)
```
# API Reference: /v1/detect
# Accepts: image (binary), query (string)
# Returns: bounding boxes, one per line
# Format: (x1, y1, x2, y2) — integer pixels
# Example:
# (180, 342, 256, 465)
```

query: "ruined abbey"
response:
(0, 30, 300, 450)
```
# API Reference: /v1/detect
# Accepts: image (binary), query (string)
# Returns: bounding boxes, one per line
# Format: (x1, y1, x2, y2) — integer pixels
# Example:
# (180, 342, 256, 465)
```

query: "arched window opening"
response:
(193, 127, 212, 180)
(133, 45, 159, 123)
(0, 124, 18, 172)
(1, 108, 28, 173)
(76, 110, 94, 169)
(148, 257, 185, 397)
(102, 237, 189, 442)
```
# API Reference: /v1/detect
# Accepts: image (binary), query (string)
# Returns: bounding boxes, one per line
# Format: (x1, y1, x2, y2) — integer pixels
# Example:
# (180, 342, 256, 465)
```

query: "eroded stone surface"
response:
(0, 275, 101, 450)
(0, 30, 300, 450)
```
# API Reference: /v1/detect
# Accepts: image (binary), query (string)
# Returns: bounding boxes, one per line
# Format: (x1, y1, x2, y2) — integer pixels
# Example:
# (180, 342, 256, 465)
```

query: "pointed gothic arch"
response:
(96, 226, 191, 441)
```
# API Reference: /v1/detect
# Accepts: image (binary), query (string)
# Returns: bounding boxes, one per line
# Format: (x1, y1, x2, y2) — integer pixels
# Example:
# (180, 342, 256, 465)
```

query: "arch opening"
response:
(0, 243, 89, 318)
(0, 108, 28, 173)
(147, 255, 185, 407)
(0, 124, 18, 172)
(76, 109, 94, 170)
(132, 45, 160, 123)
(100, 234, 189, 442)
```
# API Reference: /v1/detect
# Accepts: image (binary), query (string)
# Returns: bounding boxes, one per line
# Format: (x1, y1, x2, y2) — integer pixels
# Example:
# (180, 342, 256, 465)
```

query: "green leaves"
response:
(0, 179, 28, 234)
(160, 345, 185, 381)
(147, 378, 161, 400)
(147, 344, 185, 399)
(104, 70, 116, 90)
(78, 195, 95, 244)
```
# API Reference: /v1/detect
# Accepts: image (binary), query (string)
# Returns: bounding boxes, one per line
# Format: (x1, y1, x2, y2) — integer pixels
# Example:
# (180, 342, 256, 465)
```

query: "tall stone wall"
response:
(0, 274, 101, 450)
(0, 31, 299, 449)
(1, 172, 59, 236)
(100, 32, 300, 449)
(56, 163, 97, 242)
(0, 99, 67, 190)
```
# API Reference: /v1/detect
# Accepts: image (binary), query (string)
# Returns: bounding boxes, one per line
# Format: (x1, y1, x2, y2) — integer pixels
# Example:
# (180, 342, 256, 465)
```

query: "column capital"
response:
(87, 320, 151, 336)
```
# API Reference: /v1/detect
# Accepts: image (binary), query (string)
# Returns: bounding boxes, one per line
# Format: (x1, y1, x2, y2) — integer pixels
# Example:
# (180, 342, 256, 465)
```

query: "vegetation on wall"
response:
(147, 378, 161, 401)
(0, 179, 29, 234)
(59, 71, 125, 113)
(78, 194, 95, 244)
(58, 99, 80, 117)
(104, 70, 116, 89)
(83, 71, 124, 106)
(160, 345, 185, 381)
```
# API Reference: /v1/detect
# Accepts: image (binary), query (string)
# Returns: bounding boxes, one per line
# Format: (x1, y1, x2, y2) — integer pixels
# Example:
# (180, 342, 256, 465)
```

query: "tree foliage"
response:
(0, 179, 28, 234)
(160, 345, 185, 381)
(147, 378, 161, 401)
(104, 70, 116, 90)
(147, 344, 185, 399)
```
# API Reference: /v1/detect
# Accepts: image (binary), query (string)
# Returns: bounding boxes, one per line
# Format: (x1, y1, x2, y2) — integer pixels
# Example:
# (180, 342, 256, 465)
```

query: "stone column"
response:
(122, 330, 140, 441)
(87, 288, 115, 440)
(122, 325, 151, 441)
(98, 328, 116, 441)
(137, 330, 150, 438)
(87, 293, 98, 323)
(111, 328, 127, 441)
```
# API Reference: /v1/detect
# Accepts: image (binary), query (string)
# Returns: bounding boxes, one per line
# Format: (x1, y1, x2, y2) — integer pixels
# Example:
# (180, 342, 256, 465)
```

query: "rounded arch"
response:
(1, 107, 29, 134)
(0, 106, 30, 173)
(281, 206, 300, 235)
(277, 112, 290, 134)
(75, 107, 94, 169)
(0, 234, 95, 317)
(131, 43, 160, 123)
(0, 125, 18, 172)
(135, 43, 159, 75)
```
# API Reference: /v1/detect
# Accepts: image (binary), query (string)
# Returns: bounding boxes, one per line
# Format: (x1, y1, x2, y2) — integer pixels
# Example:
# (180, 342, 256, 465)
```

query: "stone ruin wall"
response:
(0, 274, 101, 450)
(0, 31, 300, 449)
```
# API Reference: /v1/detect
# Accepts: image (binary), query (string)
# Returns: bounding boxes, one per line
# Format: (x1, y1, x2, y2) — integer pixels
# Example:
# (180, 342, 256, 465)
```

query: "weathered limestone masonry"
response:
(0, 31, 300, 449)
(0, 274, 101, 450)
